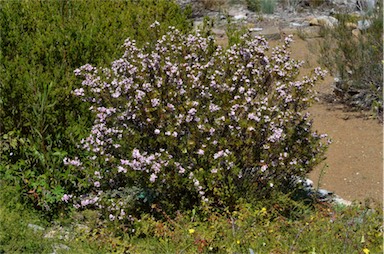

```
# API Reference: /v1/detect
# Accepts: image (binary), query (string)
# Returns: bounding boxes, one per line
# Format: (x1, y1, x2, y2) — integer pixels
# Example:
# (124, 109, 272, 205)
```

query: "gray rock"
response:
(333, 195, 353, 206)
(317, 188, 333, 197)
(233, 14, 247, 21)
(309, 16, 338, 28)
(51, 243, 70, 254)
(356, 0, 376, 12)
(357, 19, 372, 30)
(248, 27, 263, 32)
(28, 223, 45, 232)
(290, 22, 306, 27)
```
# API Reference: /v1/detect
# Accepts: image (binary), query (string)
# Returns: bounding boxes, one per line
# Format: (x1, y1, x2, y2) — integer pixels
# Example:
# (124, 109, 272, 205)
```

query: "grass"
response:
(1, 183, 382, 253)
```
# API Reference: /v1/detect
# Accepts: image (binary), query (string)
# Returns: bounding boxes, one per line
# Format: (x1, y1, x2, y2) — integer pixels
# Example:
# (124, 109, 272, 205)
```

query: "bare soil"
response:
(286, 36, 383, 205)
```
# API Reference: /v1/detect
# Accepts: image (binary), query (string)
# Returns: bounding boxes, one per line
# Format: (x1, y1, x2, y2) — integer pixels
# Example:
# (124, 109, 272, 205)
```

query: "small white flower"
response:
(149, 173, 157, 183)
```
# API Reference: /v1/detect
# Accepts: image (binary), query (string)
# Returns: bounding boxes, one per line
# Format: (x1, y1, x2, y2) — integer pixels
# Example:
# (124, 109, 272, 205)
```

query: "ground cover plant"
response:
(1, 181, 382, 253)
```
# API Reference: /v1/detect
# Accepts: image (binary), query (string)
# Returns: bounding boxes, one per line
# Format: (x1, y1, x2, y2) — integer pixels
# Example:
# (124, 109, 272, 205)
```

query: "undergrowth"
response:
(1, 182, 382, 253)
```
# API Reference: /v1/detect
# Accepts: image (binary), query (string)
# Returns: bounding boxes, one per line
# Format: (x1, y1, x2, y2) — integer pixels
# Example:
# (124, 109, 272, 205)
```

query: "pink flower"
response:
(149, 173, 157, 182)
(61, 194, 72, 203)
(197, 149, 205, 155)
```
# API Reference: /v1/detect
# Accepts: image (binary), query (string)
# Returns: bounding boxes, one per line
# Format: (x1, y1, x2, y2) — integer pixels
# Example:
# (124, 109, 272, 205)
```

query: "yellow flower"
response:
(363, 248, 370, 254)
(188, 229, 195, 234)
(261, 207, 267, 213)
(236, 240, 240, 245)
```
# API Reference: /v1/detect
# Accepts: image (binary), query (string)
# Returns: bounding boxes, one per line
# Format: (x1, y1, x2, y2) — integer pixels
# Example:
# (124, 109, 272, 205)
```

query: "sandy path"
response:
(287, 37, 383, 204)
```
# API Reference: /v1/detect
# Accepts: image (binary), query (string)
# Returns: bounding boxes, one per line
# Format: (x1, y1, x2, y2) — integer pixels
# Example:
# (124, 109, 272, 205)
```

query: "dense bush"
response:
(0, 0, 192, 215)
(319, 4, 383, 120)
(62, 25, 329, 223)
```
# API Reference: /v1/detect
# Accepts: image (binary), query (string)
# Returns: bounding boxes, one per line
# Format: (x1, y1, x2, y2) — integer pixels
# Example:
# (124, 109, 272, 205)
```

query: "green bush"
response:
(260, 0, 276, 14)
(245, 0, 276, 14)
(319, 4, 383, 120)
(0, 0, 192, 215)
(246, 0, 260, 12)
(62, 27, 329, 223)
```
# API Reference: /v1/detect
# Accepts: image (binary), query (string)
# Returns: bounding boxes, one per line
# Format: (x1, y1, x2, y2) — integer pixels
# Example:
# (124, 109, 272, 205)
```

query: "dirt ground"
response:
(286, 36, 383, 205)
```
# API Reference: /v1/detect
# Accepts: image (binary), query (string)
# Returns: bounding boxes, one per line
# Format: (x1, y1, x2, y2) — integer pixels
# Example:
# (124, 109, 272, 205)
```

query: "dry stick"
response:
(288, 222, 310, 254)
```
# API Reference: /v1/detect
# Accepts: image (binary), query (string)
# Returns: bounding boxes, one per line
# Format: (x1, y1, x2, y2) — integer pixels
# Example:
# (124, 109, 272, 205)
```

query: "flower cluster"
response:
(63, 24, 328, 219)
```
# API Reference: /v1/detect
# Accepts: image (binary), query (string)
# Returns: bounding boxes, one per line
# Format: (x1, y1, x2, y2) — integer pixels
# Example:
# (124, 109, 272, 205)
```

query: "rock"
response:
(28, 223, 45, 232)
(309, 18, 320, 26)
(333, 195, 353, 206)
(309, 16, 338, 28)
(248, 27, 263, 32)
(290, 22, 305, 27)
(233, 14, 247, 21)
(356, 0, 376, 12)
(329, 0, 356, 9)
(345, 22, 358, 29)
(317, 188, 334, 201)
(352, 28, 361, 37)
(51, 243, 70, 254)
(357, 19, 372, 30)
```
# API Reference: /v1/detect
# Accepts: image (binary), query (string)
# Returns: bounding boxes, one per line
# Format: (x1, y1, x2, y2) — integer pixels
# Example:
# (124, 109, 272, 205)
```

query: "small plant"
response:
(319, 4, 383, 120)
(63, 23, 329, 223)
(260, 0, 276, 14)
(246, 0, 260, 12)
(198, 0, 227, 11)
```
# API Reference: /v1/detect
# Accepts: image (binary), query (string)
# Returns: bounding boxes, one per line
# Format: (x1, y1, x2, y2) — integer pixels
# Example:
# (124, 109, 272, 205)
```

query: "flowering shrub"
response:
(64, 24, 329, 220)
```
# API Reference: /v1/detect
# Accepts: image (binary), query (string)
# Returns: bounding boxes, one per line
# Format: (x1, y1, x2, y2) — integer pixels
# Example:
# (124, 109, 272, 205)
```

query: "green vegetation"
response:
(0, 0, 192, 216)
(245, 0, 277, 13)
(0, 0, 382, 253)
(1, 182, 382, 253)
(319, 4, 383, 120)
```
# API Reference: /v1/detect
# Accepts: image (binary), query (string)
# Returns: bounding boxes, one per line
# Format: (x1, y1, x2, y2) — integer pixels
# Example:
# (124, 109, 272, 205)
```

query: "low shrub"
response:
(319, 4, 383, 120)
(260, 0, 277, 14)
(246, 0, 260, 12)
(63, 24, 329, 223)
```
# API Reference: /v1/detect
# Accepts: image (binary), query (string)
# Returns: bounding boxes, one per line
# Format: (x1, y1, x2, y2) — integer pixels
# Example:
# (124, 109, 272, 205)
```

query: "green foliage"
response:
(245, 0, 276, 14)
(1, 181, 382, 253)
(260, 0, 276, 14)
(64, 25, 328, 222)
(225, 18, 249, 46)
(319, 5, 383, 120)
(0, 0, 192, 215)
(246, 0, 260, 12)
(68, 202, 383, 253)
